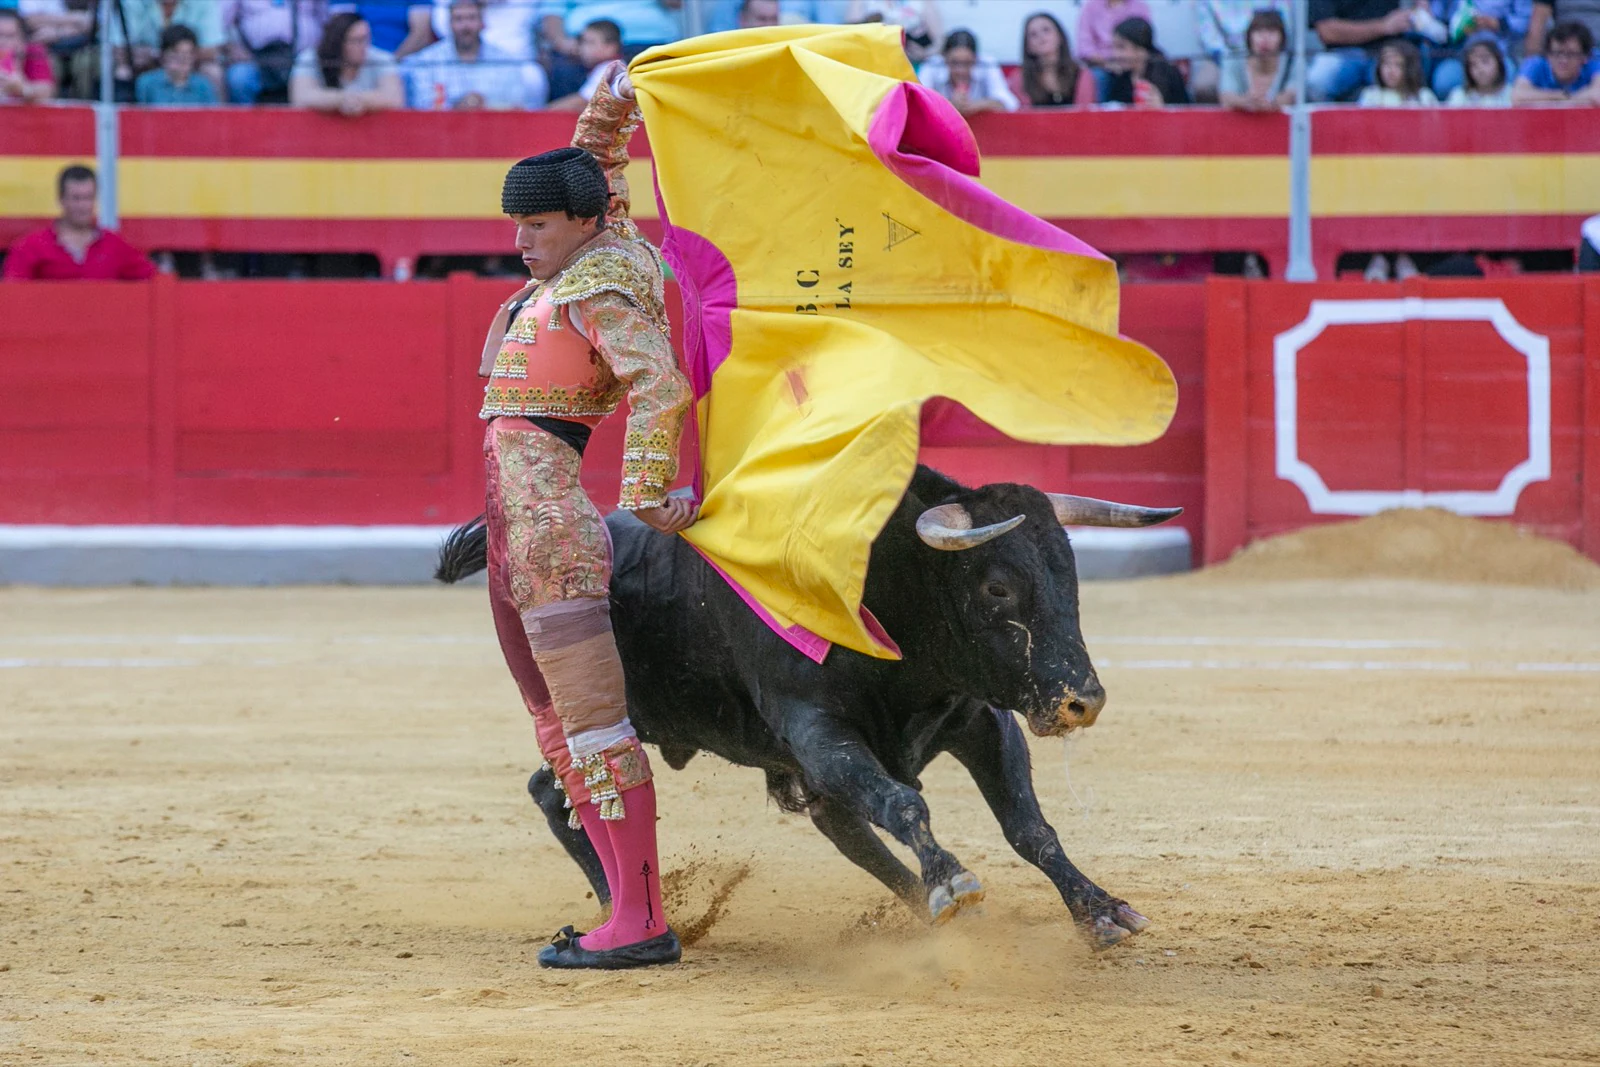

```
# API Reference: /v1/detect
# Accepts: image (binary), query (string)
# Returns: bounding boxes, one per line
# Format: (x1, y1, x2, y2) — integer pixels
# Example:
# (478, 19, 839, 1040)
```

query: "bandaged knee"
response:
(522, 598, 652, 820)
(521, 598, 629, 735)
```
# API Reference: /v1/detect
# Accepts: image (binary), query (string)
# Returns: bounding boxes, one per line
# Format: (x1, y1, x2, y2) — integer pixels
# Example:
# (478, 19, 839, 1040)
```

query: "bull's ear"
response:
(1046, 493, 1183, 529)
(916, 504, 1026, 551)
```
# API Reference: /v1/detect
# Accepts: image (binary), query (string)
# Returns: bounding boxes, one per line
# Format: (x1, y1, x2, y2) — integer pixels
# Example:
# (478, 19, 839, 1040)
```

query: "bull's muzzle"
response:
(1052, 676, 1107, 733)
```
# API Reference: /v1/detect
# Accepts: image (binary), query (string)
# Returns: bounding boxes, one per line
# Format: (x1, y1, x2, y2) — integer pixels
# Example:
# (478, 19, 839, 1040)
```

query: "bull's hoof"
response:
(928, 871, 985, 925)
(1082, 901, 1150, 950)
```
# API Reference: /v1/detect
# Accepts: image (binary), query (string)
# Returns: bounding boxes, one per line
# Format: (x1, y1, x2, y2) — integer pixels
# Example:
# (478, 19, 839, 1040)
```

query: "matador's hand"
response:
(601, 59, 633, 100)
(635, 498, 698, 534)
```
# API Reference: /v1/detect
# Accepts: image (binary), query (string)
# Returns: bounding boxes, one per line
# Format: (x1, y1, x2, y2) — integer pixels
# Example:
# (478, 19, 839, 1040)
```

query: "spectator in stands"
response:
(112, 0, 224, 94)
(1526, 0, 1600, 53)
(1015, 11, 1096, 107)
(549, 16, 621, 109)
(17, 0, 90, 48)
(1512, 18, 1600, 100)
(437, 0, 539, 91)
(342, 1, 436, 58)
(1306, 0, 1410, 101)
(1076, 0, 1150, 81)
(1191, 0, 1288, 104)
(1445, 31, 1514, 102)
(290, 11, 405, 113)
(403, 0, 546, 107)
(135, 23, 218, 103)
(1431, 0, 1534, 98)
(3, 165, 156, 281)
(704, 0, 845, 33)
(223, 0, 327, 104)
(1359, 37, 1439, 101)
(0, 7, 54, 103)
(846, 0, 940, 62)
(1102, 15, 1190, 107)
(918, 27, 1017, 114)
(540, 0, 683, 81)
(737, 0, 782, 27)
(1219, 8, 1296, 111)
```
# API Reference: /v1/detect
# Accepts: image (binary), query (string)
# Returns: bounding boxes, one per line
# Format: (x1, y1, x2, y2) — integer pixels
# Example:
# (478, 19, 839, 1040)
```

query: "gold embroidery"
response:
(491, 348, 529, 379)
(619, 426, 681, 509)
(480, 381, 627, 419)
(549, 242, 669, 336)
(605, 739, 652, 791)
(547, 310, 564, 331)
(575, 751, 624, 820)
(572, 738, 653, 821)
(506, 308, 540, 344)
(545, 762, 581, 830)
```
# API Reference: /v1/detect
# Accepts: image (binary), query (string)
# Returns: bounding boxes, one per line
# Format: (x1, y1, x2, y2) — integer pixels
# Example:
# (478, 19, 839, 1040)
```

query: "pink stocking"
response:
(578, 779, 668, 951)
(575, 800, 620, 936)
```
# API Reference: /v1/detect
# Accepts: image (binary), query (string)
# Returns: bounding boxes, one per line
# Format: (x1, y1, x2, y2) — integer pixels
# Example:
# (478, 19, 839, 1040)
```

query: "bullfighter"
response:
(477, 60, 693, 970)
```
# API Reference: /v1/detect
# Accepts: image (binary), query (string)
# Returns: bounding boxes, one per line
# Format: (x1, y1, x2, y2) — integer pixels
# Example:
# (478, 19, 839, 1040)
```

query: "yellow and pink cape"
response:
(631, 25, 1176, 660)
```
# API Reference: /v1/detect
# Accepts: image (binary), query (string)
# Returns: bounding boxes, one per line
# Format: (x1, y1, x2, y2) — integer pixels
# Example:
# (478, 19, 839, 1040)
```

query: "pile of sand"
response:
(1202, 508, 1600, 590)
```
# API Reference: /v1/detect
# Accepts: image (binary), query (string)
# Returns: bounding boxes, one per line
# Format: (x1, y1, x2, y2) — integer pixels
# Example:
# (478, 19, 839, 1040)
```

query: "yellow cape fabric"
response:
(631, 25, 1177, 659)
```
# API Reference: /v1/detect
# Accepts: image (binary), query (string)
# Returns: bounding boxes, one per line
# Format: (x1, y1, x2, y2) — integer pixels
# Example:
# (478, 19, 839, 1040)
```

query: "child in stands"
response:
(1358, 39, 1439, 105)
(1446, 33, 1514, 104)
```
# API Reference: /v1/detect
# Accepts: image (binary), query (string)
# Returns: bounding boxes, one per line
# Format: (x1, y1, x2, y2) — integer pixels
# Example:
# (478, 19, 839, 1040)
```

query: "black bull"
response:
(436, 465, 1180, 948)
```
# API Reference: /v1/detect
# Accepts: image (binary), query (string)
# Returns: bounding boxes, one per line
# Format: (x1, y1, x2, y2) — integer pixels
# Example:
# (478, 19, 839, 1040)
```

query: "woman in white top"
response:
(1445, 35, 1514, 106)
(1358, 40, 1439, 106)
(918, 28, 1020, 116)
(289, 12, 404, 116)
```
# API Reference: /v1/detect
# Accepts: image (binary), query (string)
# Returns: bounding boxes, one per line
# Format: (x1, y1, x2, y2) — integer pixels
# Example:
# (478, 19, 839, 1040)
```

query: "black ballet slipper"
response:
(536, 925, 682, 970)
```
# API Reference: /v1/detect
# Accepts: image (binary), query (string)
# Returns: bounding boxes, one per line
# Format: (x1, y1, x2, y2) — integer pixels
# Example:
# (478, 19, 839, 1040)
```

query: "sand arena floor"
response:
(2, 576, 1598, 1065)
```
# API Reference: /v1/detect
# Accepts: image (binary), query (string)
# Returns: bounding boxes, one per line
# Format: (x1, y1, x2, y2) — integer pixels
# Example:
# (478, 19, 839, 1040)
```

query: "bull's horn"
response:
(915, 504, 1026, 551)
(1046, 493, 1183, 528)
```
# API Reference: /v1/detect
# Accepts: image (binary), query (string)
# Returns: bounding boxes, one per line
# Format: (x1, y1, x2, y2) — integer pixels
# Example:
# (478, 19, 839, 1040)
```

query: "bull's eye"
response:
(984, 582, 1012, 600)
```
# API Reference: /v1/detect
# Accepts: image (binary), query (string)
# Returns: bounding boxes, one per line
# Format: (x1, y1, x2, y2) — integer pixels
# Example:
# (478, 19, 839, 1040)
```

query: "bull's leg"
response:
(527, 764, 612, 907)
(786, 712, 983, 924)
(942, 706, 1148, 949)
(808, 795, 926, 915)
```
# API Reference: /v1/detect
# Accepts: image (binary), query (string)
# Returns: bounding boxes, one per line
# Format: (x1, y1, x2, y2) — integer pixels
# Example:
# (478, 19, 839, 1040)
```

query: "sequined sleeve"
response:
(579, 291, 691, 511)
(570, 72, 640, 227)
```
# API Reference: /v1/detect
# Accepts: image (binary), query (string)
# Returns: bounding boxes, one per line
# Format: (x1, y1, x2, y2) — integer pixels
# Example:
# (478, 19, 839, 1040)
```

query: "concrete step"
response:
(0, 524, 1190, 586)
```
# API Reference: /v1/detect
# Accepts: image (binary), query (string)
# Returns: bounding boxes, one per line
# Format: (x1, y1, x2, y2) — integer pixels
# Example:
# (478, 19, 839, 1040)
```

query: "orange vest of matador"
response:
(478, 232, 669, 426)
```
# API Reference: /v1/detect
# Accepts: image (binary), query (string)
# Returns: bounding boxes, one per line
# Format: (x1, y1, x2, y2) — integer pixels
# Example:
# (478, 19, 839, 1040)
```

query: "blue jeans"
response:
(1306, 48, 1373, 102)
(1091, 66, 1112, 101)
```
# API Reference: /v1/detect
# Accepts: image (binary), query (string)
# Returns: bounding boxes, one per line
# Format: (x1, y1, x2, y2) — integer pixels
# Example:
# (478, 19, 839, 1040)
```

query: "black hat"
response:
(502, 146, 609, 218)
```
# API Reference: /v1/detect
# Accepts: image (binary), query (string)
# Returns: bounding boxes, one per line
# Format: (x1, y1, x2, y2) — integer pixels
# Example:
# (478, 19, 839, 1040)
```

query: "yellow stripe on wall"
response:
(982, 157, 1290, 218)
(1, 157, 84, 217)
(6, 153, 1595, 223)
(1310, 154, 1600, 217)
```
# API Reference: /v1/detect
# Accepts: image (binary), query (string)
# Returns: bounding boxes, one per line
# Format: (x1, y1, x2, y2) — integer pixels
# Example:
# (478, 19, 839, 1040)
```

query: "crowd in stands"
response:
(0, 0, 1596, 111)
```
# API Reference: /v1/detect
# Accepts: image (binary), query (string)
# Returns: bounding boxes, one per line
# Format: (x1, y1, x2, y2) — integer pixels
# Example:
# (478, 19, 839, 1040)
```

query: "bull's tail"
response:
(435, 516, 489, 583)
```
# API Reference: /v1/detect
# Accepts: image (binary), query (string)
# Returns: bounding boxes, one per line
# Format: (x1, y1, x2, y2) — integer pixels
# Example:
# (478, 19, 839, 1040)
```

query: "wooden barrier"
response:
(1204, 276, 1600, 563)
(0, 278, 1205, 544)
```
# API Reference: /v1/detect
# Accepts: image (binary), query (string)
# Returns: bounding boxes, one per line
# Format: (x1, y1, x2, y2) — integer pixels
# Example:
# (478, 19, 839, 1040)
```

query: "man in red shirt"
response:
(3, 166, 156, 281)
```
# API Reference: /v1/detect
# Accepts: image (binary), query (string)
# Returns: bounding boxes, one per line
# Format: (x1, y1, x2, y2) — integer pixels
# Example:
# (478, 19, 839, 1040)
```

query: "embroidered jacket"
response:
(480, 75, 690, 511)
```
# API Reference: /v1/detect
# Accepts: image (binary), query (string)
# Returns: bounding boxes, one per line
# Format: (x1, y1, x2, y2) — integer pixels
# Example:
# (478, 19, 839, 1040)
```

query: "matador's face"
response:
(511, 212, 602, 281)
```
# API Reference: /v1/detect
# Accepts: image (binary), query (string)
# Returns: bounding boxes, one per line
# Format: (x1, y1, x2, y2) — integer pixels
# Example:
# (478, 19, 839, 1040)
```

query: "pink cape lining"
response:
(655, 78, 1106, 662)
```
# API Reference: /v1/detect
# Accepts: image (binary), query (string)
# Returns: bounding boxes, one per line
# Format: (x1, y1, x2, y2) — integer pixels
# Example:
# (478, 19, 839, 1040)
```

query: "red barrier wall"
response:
(1204, 277, 1600, 564)
(0, 278, 1206, 540)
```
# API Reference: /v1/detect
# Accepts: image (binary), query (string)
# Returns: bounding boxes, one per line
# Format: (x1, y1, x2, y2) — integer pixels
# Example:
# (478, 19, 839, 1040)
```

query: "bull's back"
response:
(603, 513, 794, 767)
